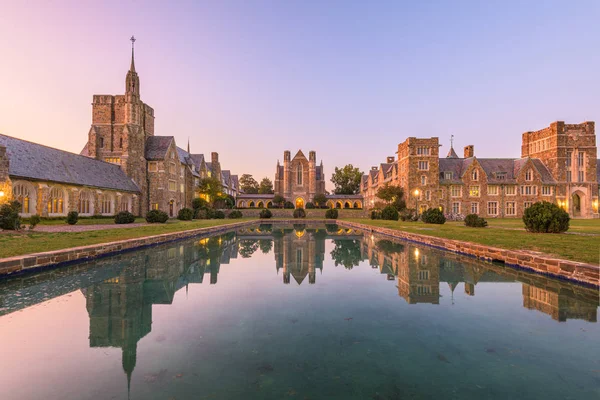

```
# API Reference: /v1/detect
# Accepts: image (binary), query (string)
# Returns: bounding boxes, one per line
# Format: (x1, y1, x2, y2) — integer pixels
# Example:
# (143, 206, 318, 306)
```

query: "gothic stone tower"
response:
(86, 37, 154, 215)
(521, 121, 598, 217)
(397, 137, 440, 212)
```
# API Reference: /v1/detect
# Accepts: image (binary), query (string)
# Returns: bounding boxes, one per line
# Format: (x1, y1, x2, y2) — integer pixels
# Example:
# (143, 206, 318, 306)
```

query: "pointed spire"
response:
(130, 36, 136, 72)
(187, 137, 190, 154)
(446, 135, 459, 158)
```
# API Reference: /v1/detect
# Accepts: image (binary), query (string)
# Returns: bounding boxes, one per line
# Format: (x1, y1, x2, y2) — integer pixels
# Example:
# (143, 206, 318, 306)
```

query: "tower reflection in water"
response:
(0, 224, 596, 396)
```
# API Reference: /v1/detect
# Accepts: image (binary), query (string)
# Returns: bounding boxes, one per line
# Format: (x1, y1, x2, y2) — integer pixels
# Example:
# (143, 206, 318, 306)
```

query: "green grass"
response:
(0, 218, 254, 258)
(344, 218, 600, 265)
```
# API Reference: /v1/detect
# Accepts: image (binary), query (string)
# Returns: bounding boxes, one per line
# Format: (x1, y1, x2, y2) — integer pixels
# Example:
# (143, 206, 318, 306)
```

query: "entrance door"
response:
(295, 198, 304, 209)
(572, 193, 581, 217)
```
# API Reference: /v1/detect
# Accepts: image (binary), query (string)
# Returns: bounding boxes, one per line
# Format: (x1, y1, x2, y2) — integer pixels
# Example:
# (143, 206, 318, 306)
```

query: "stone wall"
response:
(0, 145, 10, 206)
(337, 220, 599, 288)
(230, 208, 368, 219)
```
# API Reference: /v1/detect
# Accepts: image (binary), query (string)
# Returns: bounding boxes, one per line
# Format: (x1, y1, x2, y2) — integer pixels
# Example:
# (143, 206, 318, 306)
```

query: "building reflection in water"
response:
(0, 224, 597, 397)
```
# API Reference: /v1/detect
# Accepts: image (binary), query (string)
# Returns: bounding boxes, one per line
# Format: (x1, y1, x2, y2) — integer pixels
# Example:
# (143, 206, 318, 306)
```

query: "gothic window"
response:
(120, 197, 130, 212)
(297, 164, 303, 185)
(525, 169, 533, 181)
(99, 137, 104, 148)
(421, 175, 427, 185)
(471, 170, 478, 181)
(47, 187, 65, 214)
(119, 138, 123, 148)
(78, 190, 92, 215)
(13, 183, 33, 214)
(100, 194, 113, 214)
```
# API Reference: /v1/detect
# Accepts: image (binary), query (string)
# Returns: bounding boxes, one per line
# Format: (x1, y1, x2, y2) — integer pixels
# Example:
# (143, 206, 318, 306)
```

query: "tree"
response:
(198, 176, 222, 203)
(331, 164, 363, 195)
(312, 193, 328, 208)
(240, 174, 259, 194)
(258, 177, 274, 194)
(376, 184, 406, 210)
(273, 194, 285, 208)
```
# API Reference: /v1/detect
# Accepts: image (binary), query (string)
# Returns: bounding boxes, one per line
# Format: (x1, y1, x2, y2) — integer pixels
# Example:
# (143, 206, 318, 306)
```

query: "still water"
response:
(0, 224, 598, 400)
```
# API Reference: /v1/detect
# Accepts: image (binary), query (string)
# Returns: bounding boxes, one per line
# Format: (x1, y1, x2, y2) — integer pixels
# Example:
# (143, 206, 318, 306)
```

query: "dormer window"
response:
(495, 172, 507, 181)
(471, 170, 478, 181)
(444, 172, 452, 180)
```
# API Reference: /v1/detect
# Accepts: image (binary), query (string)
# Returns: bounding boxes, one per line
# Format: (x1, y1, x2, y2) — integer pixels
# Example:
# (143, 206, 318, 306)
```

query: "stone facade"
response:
(0, 145, 11, 205)
(274, 150, 326, 207)
(363, 121, 600, 218)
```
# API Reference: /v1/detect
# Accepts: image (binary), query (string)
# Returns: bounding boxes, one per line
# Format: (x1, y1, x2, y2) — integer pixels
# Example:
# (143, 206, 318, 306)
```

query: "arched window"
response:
(48, 187, 65, 214)
(78, 190, 93, 215)
(297, 164, 303, 185)
(99, 137, 104, 148)
(421, 175, 427, 185)
(100, 194, 113, 215)
(120, 196, 131, 212)
(249, 201, 255, 208)
(13, 183, 34, 214)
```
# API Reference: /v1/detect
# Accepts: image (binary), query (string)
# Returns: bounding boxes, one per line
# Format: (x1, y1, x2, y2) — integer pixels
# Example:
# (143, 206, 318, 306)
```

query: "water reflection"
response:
(0, 224, 598, 399)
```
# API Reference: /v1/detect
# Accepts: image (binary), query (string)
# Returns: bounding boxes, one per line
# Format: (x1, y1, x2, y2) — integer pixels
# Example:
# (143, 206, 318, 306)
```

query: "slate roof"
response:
(145, 136, 174, 160)
(0, 134, 139, 192)
(231, 175, 239, 189)
(446, 146, 459, 159)
(439, 157, 557, 184)
(597, 160, 600, 183)
(189, 154, 205, 170)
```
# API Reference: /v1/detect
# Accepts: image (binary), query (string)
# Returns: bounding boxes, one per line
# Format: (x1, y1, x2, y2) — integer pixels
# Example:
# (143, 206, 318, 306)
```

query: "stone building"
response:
(363, 121, 600, 218)
(0, 38, 240, 218)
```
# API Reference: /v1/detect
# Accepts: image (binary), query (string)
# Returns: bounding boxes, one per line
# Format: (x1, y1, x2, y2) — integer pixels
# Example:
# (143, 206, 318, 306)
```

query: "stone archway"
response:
(572, 191, 585, 217)
(295, 197, 305, 209)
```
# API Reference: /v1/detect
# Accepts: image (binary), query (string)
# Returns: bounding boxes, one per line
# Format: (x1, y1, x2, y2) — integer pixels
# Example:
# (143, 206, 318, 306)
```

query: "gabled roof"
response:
(439, 157, 557, 184)
(369, 169, 379, 180)
(189, 154, 205, 170)
(293, 149, 307, 160)
(145, 136, 174, 160)
(478, 159, 517, 183)
(0, 134, 139, 192)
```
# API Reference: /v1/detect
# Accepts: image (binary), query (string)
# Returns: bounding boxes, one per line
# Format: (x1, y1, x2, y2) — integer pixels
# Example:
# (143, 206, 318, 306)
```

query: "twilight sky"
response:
(1, 0, 600, 187)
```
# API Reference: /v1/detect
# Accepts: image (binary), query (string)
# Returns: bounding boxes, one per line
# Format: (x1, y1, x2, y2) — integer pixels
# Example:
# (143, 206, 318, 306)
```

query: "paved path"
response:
(2, 223, 148, 234)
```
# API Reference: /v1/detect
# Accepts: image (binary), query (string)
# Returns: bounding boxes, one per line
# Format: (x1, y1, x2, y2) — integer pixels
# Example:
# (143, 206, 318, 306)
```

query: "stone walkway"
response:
(2, 223, 148, 234)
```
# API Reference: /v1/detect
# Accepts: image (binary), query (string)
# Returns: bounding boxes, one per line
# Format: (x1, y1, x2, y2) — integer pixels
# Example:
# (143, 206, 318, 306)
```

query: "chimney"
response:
(211, 152, 221, 178)
(464, 145, 474, 158)
(386, 156, 394, 163)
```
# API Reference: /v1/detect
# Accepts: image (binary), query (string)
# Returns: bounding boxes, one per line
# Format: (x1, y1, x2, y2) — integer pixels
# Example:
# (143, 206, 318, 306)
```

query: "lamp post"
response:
(414, 189, 420, 214)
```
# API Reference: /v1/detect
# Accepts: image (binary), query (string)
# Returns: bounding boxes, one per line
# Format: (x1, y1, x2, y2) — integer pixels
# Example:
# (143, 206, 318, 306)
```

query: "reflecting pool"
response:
(0, 224, 598, 400)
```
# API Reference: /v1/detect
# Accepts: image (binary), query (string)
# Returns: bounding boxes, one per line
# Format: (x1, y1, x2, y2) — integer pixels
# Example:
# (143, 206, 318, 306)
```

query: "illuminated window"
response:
(105, 157, 121, 165)
(169, 181, 177, 191)
(78, 190, 92, 214)
(488, 185, 498, 195)
(148, 162, 158, 172)
(469, 186, 480, 197)
(505, 186, 516, 195)
(13, 183, 32, 214)
(151, 203, 159, 210)
(47, 187, 65, 214)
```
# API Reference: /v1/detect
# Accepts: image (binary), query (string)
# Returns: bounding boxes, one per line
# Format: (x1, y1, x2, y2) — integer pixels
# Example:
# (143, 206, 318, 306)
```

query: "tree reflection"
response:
(239, 239, 259, 258)
(259, 239, 273, 254)
(330, 239, 362, 270)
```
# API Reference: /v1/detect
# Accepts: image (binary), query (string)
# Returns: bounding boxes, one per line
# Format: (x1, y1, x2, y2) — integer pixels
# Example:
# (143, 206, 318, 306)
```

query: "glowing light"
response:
(414, 248, 420, 258)
(414, 189, 420, 197)
(0, 191, 4, 197)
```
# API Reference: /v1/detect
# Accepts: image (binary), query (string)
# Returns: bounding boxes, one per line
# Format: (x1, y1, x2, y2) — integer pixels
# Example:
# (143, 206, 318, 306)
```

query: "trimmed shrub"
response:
(325, 208, 338, 219)
(259, 208, 272, 219)
(194, 208, 209, 220)
(283, 201, 294, 209)
(0, 201, 22, 230)
(115, 211, 136, 224)
(28, 214, 41, 230)
(421, 208, 446, 224)
(399, 208, 418, 222)
(381, 206, 399, 221)
(464, 214, 488, 228)
(370, 209, 382, 220)
(213, 210, 225, 219)
(67, 211, 79, 225)
(305, 202, 315, 209)
(293, 208, 306, 219)
(146, 209, 169, 223)
(192, 198, 209, 211)
(523, 201, 569, 233)
(228, 210, 243, 219)
(177, 208, 194, 221)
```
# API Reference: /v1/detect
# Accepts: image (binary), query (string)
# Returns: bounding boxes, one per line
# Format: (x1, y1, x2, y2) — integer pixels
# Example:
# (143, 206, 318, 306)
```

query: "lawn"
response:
(344, 218, 600, 265)
(0, 218, 254, 259)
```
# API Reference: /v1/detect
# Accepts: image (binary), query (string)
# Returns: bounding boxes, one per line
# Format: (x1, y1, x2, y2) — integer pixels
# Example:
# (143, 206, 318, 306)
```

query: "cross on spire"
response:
(130, 36, 136, 72)
(450, 134, 454, 148)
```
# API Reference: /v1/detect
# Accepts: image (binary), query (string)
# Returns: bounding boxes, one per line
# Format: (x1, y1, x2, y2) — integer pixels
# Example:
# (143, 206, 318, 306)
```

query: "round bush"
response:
(228, 210, 243, 219)
(213, 210, 225, 219)
(305, 202, 315, 209)
(464, 214, 488, 228)
(0, 201, 22, 230)
(399, 208, 418, 222)
(194, 208, 208, 219)
(259, 208, 272, 219)
(381, 206, 399, 221)
(523, 201, 569, 233)
(67, 211, 79, 225)
(283, 201, 294, 209)
(421, 208, 446, 224)
(293, 208, 306, 218)
(115, 211, 136, 224)
(28, 214, 41, 230)
(370, 210, 382, 220)
(146, 209, 169, 223)
(325, 208, 338, 219)
(177, 207, 194, 221)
